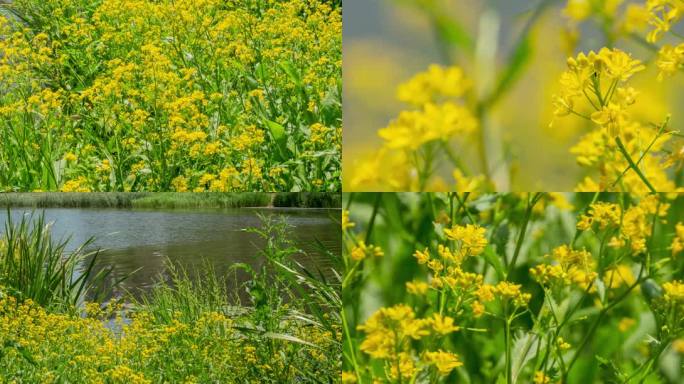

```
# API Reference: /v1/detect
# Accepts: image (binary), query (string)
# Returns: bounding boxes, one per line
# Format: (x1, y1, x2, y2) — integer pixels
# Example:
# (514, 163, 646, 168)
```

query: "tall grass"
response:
(0, 192, 341, 209)
(136, 213, 342, 381)
(272, 192, 342, 208)
(0, 192, 150, 208)
(137, 261, 239, 325)
(0, 211, 116, 310)
(131, 192, 271, 209)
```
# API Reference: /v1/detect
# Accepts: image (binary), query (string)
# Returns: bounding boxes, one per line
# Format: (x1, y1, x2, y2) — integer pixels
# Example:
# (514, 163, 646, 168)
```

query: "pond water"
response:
(0, 207, 340, 300)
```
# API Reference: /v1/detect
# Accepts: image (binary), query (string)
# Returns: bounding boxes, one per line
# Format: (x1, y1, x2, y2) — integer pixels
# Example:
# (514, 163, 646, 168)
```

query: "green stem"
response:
(504, 313, 512, 384)
(507, 193, 542, 276)
(564, 265, 645, 380)
(614, 137, 656, 194)
(365, 194, 382, 244)
(341, 308, 362, 382)
(611, 117, 670, 189)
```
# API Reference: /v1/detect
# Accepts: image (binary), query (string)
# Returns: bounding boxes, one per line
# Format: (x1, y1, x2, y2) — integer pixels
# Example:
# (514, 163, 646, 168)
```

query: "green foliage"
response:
(0, 210, 117, 310)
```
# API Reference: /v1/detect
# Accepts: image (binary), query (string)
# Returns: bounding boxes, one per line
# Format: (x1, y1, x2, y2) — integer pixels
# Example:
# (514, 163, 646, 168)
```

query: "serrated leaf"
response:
(510, 331, 539, 383)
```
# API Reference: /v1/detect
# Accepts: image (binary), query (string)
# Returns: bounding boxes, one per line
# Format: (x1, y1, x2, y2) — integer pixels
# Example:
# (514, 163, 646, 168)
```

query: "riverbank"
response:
(0, 192, 341, 209)
(0, 210, 341, 383)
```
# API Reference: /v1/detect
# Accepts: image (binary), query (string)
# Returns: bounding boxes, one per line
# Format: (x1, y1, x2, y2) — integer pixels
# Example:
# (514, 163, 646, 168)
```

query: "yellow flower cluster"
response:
(357, 305, 462, 378)
(531, 245, 597, 288)
(656, 43, 684, 80)
(663, 280, 684, 303)
(554, 47, 678, 192)
(350, 241, 384, 262)
(577, 195, 668, 253)
(645, 0, 684, 42)
(0, 0, 341, 192)
(443, 224, 488, 258)
(349, 65, 481, 191)
(0, 289, 337, 382)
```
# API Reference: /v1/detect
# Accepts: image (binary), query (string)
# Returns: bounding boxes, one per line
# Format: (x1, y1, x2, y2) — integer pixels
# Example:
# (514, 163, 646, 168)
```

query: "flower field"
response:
(0, 0, 341, 192)
(343, 193, 683, 383)
(0, 212, 341, 383)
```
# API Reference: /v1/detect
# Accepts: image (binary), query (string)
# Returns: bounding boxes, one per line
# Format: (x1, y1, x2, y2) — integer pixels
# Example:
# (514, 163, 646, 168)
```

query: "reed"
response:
(0, 210, 116, 311)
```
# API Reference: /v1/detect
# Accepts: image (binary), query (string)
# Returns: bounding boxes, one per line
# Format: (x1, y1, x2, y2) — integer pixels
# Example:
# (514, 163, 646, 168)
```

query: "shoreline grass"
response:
(0, 210, 341, 382)
(0, 192, 341, 209)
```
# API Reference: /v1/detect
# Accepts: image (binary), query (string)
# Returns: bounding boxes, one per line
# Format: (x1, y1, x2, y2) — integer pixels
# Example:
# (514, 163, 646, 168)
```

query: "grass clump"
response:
(273, 192, 342, 208)
(0, 211, 116, 311)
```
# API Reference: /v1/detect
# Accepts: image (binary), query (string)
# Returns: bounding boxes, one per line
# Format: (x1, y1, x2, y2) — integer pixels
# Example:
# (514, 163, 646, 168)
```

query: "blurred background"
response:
(343, 0, 684, 191)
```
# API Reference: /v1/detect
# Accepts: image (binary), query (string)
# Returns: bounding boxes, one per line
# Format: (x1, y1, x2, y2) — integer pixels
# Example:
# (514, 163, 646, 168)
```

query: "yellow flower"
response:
(396, 64, 470, 106)
(557, 337, 571, 350)
(406, 280, 429, 295)
(533, 371, 551, 384)
(563, 0, 591, 22)
(672, 339, 684, 354)
(423, 350, 463, 375)
(342, 210, 355, 230)
(663, 280, 684, 303)
(430, 314, 460, 335)
(341, 371, 357, 384)
(591, 102, 628, 137)
(63, 152, 78, 162)
(646, 0, 684, 42)
(471, 300, 485, 317)
(443, 224, 488, 257)
(618, 317, 636, 332)
(377, 102, 477, 150)
(413, 248, 430, 264)
(494, 281, 532, 307)
(656, 44, 684, 80)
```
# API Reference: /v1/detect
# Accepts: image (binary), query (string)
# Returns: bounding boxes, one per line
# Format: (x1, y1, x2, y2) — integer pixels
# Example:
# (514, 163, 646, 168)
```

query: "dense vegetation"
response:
(0, 192, 341, 208)
(0, 212, 341, 382)
(0, 0, 341, 192)
(343, 193, 683, 383)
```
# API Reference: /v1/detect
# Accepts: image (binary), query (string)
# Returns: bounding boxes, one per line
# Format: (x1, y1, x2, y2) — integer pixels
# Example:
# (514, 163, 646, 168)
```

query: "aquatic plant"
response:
(0, 210, 117, 311)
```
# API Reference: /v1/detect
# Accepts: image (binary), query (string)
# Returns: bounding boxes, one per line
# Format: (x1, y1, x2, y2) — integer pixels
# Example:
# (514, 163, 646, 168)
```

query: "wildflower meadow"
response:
(0, 0, 341, 192)
(343, 192, 683, 383)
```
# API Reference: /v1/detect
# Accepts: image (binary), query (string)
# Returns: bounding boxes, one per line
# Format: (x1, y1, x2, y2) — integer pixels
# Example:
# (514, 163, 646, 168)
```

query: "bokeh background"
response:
(343, 0, 684, 191)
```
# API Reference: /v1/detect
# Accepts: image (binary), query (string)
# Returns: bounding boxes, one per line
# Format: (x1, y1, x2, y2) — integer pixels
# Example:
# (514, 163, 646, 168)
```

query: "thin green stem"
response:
(614, 137, 656, 193)
(504, 309, 513, 384)
(507, 193, 542, 276)
(341, 308, 362, 382)
(611, 117, 670, 189)
(365, 194, 382, 244)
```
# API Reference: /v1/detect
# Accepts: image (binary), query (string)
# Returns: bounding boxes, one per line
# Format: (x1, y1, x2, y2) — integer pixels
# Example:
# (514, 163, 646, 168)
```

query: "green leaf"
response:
(483, 245, 505, 280)
(264, 119, 289, 161)
(433, 14, 473, 52)
(263, 332, 319, 348)
(488, 36, 532, 107)
(265, 119, 286, 142)
(279, 61, 301, 86)
(511, 332, 539, 383)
